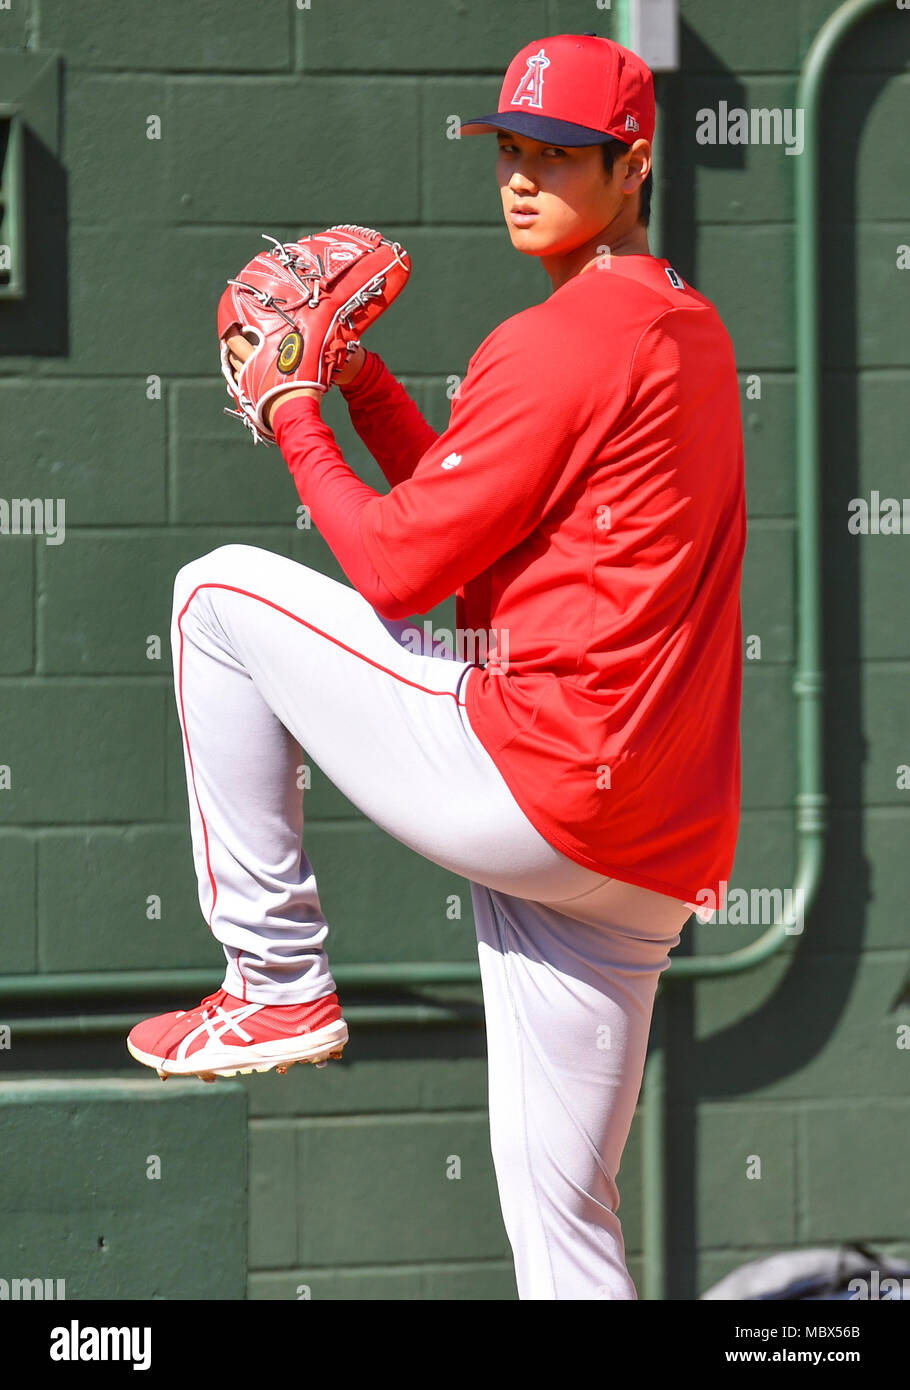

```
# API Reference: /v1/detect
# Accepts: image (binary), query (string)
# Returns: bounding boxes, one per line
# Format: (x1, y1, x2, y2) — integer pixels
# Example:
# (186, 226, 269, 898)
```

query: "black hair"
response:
(600, 139, 652, 228)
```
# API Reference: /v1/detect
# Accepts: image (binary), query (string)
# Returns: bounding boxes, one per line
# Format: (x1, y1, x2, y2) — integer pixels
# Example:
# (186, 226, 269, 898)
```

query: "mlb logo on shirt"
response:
(441, 452, 462, 470)
(665, 266, 685, 290)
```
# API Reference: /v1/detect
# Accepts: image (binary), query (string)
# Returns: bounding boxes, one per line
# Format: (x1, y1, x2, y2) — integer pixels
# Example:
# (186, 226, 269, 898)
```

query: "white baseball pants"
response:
(171, 543, 692, 1300)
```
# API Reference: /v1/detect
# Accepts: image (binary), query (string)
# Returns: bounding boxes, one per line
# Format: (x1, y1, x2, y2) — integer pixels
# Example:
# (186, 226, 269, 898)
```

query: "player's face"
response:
(495, 130, 637, 261)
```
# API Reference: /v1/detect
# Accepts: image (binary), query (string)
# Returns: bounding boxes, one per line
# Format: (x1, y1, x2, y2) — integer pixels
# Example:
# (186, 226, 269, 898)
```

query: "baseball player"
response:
(127, 33, 746, 1301)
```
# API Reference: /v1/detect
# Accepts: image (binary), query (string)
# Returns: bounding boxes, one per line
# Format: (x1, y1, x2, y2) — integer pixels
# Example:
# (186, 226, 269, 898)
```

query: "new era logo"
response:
(441, 452, 462, 470)
(625, 114, 639, 132)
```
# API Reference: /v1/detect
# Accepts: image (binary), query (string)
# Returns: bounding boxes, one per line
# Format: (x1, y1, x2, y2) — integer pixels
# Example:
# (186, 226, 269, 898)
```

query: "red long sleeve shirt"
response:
(273, 255, 746, 909)
(273, 347, 434, 616)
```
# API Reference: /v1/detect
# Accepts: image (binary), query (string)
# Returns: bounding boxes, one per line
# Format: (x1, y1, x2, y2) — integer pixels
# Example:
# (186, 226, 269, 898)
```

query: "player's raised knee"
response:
(172, 544, 263, 610)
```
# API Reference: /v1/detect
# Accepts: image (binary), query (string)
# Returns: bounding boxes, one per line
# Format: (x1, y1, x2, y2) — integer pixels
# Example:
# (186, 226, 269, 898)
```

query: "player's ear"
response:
(623, 139, 652, 192)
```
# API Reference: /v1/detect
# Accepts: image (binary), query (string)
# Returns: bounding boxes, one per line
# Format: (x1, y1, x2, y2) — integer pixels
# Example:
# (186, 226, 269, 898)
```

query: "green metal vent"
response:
(0, 104, 24, 299)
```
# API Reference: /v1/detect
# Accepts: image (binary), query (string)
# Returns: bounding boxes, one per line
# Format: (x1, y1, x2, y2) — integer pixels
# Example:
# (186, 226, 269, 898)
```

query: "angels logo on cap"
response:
(510, 48, 550, 110)
(458, 33, 655, 149)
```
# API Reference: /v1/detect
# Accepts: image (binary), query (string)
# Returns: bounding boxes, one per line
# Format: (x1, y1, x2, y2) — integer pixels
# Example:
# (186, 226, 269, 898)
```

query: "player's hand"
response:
(225, 331, 366, 387)
(223, 331, 366, 426)
(223, 327, 320, 427)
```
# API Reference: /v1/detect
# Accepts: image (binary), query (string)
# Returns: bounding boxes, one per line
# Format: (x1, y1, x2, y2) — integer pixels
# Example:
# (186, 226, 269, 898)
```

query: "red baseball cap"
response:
(458, 33, 654, 147)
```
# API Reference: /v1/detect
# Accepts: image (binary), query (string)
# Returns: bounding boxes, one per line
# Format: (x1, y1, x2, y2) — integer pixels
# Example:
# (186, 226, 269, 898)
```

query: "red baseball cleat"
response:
(126, 988, 348, 1081)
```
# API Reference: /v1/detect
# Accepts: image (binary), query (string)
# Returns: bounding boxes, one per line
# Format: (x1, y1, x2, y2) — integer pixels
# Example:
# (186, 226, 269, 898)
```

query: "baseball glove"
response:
(217, 224, 411, 445)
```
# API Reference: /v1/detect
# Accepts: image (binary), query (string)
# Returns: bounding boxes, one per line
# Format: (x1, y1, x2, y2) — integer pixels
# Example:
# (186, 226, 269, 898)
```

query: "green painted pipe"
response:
(639, 0, 891, 1301)
(3, 1001, 484, 1040)
(0, 961, 481, 1004)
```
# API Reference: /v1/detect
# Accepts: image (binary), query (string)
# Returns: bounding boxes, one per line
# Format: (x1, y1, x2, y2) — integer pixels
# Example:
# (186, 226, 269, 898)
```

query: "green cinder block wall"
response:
(0, 1080, 248, 1298)
(0, 0, 907, 1299)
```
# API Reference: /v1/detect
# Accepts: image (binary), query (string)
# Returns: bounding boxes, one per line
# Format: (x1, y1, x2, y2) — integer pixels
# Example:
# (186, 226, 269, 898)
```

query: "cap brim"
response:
(457, 111, 617, 146)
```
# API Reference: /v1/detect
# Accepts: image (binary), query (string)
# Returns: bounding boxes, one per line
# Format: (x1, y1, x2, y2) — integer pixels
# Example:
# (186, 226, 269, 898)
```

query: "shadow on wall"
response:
(662, 8, 910, 1298)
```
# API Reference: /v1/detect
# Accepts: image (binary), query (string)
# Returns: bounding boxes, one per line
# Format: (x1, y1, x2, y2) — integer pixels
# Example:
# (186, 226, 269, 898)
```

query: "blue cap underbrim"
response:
(457, 111, 619, 146)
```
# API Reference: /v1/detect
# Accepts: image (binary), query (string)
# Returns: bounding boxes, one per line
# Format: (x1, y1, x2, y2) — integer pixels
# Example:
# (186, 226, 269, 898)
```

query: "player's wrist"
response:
(338, 346, 384, 400)
(268, 387, 322, 429)
(334, 342, 368, 390)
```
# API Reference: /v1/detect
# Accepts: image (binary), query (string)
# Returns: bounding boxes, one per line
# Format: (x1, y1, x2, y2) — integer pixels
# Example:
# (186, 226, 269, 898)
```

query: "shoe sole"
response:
(126, 1019, 349, 1082)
